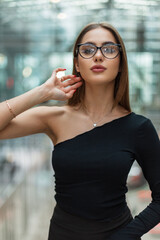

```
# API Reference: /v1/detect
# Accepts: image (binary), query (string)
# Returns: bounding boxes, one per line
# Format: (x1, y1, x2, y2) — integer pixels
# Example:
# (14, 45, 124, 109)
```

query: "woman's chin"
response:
(84, 77, 115, 86)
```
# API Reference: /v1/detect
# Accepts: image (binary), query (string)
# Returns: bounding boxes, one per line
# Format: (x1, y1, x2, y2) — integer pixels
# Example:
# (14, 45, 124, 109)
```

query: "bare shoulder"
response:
(43, 104, 74, 143)
(32, 105, 69, 120)
(34, 104, 69, 129)
(114, 105, 131, 118)
(45, 104, 75, 128)
(41, 104, 71, 120)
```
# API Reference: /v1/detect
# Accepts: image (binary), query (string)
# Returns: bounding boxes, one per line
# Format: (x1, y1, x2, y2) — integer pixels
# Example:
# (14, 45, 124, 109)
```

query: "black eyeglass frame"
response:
(76, 43, 122, 59)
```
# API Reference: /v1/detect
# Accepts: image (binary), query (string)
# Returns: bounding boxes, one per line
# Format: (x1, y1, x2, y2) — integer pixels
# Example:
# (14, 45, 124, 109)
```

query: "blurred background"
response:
(0, 0, 160, 239)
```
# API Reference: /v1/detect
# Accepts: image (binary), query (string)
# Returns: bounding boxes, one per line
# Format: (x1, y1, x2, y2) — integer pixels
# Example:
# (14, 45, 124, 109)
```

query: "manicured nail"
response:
(64, 69, 67, 70)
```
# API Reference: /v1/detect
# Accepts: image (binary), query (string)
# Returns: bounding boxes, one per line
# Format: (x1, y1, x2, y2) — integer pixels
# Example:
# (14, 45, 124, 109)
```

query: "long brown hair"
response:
(67, 22, 131, 112)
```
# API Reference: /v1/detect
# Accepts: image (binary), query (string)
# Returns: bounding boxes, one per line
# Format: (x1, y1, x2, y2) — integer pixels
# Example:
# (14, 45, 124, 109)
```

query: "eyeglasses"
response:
(76, 43, 122, 59)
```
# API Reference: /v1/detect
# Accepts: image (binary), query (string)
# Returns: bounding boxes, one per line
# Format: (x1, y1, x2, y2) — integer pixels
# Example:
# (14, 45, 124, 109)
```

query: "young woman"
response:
(0, 22, 160, 240)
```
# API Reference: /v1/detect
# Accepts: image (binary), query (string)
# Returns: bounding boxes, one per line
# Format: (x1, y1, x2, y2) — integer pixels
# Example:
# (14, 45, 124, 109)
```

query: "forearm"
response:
(0, 84, 47, 131)
(109, 201, 160, 240)
(0, 68, 82, 132)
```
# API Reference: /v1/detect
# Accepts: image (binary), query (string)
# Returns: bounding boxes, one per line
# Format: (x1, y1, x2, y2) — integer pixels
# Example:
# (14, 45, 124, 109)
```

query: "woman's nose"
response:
(93, 49, 104, 62)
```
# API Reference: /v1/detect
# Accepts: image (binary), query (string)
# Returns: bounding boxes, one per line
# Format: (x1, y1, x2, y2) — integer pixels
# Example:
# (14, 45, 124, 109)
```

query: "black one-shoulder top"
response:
(52, 112, 160, 240)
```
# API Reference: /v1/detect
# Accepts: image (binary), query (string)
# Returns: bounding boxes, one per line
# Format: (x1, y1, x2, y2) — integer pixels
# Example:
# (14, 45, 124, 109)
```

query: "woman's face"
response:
(75, 27, 121, 86)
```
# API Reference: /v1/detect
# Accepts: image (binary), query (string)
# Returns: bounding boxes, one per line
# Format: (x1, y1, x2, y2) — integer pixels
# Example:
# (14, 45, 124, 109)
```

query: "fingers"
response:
(51, 68, 66, 77)
(65, 89, 77, 99)
(63, 81, 83, 93)
(55, 68, 67, 73)
(61, 75, 76, 81)
(61, 76, 82, 87)
(50, 69, 82, 92)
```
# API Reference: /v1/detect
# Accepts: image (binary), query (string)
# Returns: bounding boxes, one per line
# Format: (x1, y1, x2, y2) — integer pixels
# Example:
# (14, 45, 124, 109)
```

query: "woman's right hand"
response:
(0, 67, 82, 137)
(43, 68, 83, 101)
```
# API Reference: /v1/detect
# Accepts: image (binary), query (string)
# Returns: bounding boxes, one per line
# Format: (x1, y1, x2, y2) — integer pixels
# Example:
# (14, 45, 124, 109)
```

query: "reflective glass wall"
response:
(0, 0, 160, 239)
(0, 0, 160, 117)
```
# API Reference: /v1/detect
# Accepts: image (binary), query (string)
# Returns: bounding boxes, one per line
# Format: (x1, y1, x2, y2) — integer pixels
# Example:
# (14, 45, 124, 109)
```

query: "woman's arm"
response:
(0, 86, 47, 133)
(0, 68, 82, 139)
(109, 119, 160, 240)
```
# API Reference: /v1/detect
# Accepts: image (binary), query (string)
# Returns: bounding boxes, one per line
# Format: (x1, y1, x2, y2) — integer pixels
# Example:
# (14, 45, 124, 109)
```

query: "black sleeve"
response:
(109, 119, 160, 240)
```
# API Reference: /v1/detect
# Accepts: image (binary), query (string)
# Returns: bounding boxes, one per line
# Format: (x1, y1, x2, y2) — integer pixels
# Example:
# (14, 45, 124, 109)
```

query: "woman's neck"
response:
(83, 83, 115, 117)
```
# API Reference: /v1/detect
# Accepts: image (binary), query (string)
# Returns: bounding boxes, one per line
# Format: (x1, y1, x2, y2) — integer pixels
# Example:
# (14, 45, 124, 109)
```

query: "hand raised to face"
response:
(43, 68, 83, 101)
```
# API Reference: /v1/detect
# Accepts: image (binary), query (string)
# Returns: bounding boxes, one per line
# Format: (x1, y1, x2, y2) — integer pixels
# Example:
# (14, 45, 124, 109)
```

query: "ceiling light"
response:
(0, 54, 5, 64)
(22, 67, 32, 78)
(0, 53, 7, 68)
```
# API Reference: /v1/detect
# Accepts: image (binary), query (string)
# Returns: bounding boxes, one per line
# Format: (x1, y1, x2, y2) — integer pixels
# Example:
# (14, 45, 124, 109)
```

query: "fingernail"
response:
(64, 69, 67, 70)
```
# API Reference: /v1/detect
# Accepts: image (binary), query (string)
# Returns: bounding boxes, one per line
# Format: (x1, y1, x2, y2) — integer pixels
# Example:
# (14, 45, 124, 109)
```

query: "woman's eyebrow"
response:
(83, 41, 115, 45)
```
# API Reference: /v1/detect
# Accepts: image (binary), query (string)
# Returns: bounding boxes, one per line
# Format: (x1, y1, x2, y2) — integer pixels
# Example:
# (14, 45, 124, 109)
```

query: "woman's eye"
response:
(103, 47, 116, 53)
(82, 48, 94, 54)
(84, 49, 91, 53)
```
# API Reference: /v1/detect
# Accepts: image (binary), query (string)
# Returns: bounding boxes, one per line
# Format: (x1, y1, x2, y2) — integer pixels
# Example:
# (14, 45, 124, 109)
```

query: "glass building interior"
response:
(0, 0, 160, 240)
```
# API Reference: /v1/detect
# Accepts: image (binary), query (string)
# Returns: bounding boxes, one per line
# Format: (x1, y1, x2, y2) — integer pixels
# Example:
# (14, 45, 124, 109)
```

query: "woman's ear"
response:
(74, 58, 80, 73)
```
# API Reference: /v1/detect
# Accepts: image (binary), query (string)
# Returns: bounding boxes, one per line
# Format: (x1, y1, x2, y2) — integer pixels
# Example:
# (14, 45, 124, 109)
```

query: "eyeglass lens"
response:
(79, 44, 120, 59)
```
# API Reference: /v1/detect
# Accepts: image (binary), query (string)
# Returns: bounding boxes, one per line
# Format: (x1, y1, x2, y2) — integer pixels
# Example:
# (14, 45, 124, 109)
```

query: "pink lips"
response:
(90, 65, 107, 72)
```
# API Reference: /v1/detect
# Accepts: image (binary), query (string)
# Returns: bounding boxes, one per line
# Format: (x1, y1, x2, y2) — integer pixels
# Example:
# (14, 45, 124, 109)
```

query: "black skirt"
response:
(48, 204, 141, 240)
